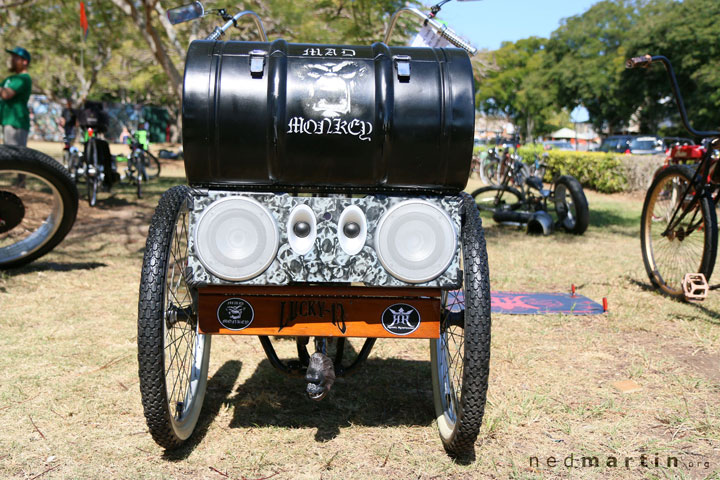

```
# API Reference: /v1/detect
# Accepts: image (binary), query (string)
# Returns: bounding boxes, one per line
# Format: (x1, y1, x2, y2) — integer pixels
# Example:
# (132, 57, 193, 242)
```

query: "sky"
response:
(436, 0, 600, 51)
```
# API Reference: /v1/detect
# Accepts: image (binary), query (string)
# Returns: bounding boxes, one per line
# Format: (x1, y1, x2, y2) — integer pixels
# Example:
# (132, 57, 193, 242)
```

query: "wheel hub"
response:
(0, 190, 25, 234)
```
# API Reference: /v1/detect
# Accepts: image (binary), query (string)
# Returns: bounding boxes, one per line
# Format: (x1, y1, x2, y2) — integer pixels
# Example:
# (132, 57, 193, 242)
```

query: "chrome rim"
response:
(0, 169, 64, 264)
(645, 172, 705, 294)
(163, 201, 207, 432)
(436, 287, 465, 429)
(555, 184, 577, 229)
(474, 188, 521, 213)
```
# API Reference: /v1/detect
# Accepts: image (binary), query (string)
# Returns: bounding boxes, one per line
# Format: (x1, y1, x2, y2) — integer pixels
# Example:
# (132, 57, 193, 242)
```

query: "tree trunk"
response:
(525, 115, 535, 144)
(109, 0, 183, 100)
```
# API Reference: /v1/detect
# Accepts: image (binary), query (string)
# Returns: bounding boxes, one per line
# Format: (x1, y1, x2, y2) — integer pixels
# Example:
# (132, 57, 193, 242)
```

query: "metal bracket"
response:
(393, 55, 411, 81)
(249, 49, 266, 78)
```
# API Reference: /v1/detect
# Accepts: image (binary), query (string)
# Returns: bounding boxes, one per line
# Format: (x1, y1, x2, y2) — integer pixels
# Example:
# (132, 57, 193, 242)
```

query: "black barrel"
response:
(182, 40, 475, 192)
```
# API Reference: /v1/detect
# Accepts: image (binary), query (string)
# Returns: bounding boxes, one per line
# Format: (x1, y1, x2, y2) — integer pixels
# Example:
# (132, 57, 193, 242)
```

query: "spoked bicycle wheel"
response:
(0, 146, 78, 269)
(138, 185, 211, 448)
(136, 160, 146, 199)
(641, 165, 717, 299)
(481, 158, 500, 186)
(85, 139, 99, 207)
(431, 194, 491, 456)
(143, 151, 161, 179)
(66, 150, 81, 184)
(470, 185, 523, 215)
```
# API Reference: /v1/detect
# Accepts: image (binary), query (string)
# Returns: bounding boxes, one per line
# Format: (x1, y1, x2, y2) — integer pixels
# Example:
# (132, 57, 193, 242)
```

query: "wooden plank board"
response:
(198, 286, 441, 338)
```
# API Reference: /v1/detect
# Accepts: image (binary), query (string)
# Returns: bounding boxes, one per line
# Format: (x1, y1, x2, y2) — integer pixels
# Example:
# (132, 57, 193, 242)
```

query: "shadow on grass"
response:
(626, 277, 720, 323)
(163, 355, 437, 460)
(588, 208, 640, 237)
(94, 194, 143, 210)
(4, 260, 106, 276)
(225, 357, 435, 442)
(479, 204, 640, 239)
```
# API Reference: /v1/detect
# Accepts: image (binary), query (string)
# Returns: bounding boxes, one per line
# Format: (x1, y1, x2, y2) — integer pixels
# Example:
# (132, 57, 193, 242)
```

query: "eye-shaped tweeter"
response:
(375, 200, 457, 283)
(194, 196, 279, 281)
(337, 205, 367, 255)
(287, 204, 317, 255)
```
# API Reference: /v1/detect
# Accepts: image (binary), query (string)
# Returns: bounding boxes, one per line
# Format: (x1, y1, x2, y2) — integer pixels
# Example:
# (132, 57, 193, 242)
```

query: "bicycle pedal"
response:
(682, 273, 708, 301)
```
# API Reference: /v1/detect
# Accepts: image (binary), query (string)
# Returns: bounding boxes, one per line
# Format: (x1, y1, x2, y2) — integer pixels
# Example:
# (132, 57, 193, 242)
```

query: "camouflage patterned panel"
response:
(186, 191, 463, 288)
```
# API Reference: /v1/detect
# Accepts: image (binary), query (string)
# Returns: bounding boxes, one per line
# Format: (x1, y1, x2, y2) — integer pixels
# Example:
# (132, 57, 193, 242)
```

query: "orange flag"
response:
(80, 2, 89, 39)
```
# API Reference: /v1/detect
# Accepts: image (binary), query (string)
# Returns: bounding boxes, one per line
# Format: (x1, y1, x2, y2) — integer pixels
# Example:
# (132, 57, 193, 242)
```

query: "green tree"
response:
(625, 0, 720, 134)
(546, 0, 639, 134)
(0, 0, 130, 104)
(476, 37, 557, 142)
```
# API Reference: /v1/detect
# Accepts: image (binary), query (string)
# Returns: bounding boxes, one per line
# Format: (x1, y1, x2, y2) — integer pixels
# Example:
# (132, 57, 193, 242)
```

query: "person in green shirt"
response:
(1, 46, 32, 147)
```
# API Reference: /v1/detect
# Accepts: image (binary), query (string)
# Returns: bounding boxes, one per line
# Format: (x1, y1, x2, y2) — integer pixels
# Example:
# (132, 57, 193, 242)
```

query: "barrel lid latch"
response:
(393, 55, 411, 82)
(249, 50, 267, 78)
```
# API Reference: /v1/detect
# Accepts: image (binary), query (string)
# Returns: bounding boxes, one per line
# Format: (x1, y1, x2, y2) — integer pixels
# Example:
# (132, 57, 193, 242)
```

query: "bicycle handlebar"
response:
(205, 10, 268, 41)
(383, 7, 477, 56)
(626, 54, 720, 138)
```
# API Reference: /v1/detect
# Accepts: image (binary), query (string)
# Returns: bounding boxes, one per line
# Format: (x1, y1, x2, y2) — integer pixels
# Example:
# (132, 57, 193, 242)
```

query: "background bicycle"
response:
(69, 103, 121, 207)
(115, 127, 161, 199)
(628, 54, 720, 300)
(471, 154, 588, 235)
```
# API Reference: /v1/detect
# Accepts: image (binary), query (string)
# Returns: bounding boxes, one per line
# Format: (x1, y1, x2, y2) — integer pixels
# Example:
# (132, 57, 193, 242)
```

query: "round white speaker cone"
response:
(375, 200, 457, 283)
(194, 197, 279, 281)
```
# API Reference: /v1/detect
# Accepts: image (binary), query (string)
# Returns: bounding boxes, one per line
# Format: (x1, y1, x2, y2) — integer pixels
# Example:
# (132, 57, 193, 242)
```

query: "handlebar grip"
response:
(438, 25, 477, 56)
(625, 54, 653, 69)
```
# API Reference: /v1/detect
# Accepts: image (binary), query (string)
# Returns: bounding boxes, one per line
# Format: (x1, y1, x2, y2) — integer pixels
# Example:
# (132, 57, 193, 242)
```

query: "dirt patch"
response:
(666, 344, 720, 385)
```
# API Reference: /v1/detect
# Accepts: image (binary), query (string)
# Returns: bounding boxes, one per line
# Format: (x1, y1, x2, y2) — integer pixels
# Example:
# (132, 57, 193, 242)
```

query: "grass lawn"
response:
(1, 144, 718, 479)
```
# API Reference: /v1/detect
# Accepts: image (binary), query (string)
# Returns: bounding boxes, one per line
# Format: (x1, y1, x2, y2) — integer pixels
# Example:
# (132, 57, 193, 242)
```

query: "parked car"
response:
(542, 140, 575, 151)
(661, 136, 694, 151)
(599, 135, 664, 155)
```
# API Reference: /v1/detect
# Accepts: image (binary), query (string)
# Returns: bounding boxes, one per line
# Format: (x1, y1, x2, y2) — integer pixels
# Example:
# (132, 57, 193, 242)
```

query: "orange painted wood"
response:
(198, 286, 441, 338)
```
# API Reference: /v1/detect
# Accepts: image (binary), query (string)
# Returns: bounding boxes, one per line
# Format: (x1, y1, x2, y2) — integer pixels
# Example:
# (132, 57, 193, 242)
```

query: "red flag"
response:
(79, 2, 89, 39)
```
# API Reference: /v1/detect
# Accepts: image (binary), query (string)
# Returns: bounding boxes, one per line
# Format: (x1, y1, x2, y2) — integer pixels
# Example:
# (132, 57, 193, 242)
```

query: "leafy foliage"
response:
(479, 0, 720, 138)
(476, 37, 557, 142)
(1, 0, 418, 107)
(543, 151, 628, 193)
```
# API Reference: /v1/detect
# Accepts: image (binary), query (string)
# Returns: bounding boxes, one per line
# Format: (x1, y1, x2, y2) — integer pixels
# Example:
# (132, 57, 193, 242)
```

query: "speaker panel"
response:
(194, 196, 279, 281)
(375, 200, 457, 283)
(187, 192, 463, 288)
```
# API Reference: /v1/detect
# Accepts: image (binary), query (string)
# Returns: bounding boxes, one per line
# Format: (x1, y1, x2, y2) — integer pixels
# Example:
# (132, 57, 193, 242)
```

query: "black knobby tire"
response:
(431, 193, 492, 457)
(553, 175, 589, 234)
(86, 139, 99, 207)
(0, 146, 78, 269)
(144, 151, 161, 179)
(470, 185, 524, 214)
(641, 165, 717, 299)
(138, 185, 211, 449)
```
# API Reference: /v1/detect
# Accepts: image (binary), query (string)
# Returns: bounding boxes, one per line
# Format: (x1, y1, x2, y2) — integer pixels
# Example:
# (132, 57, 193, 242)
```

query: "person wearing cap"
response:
(0, 46, 32, 147)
